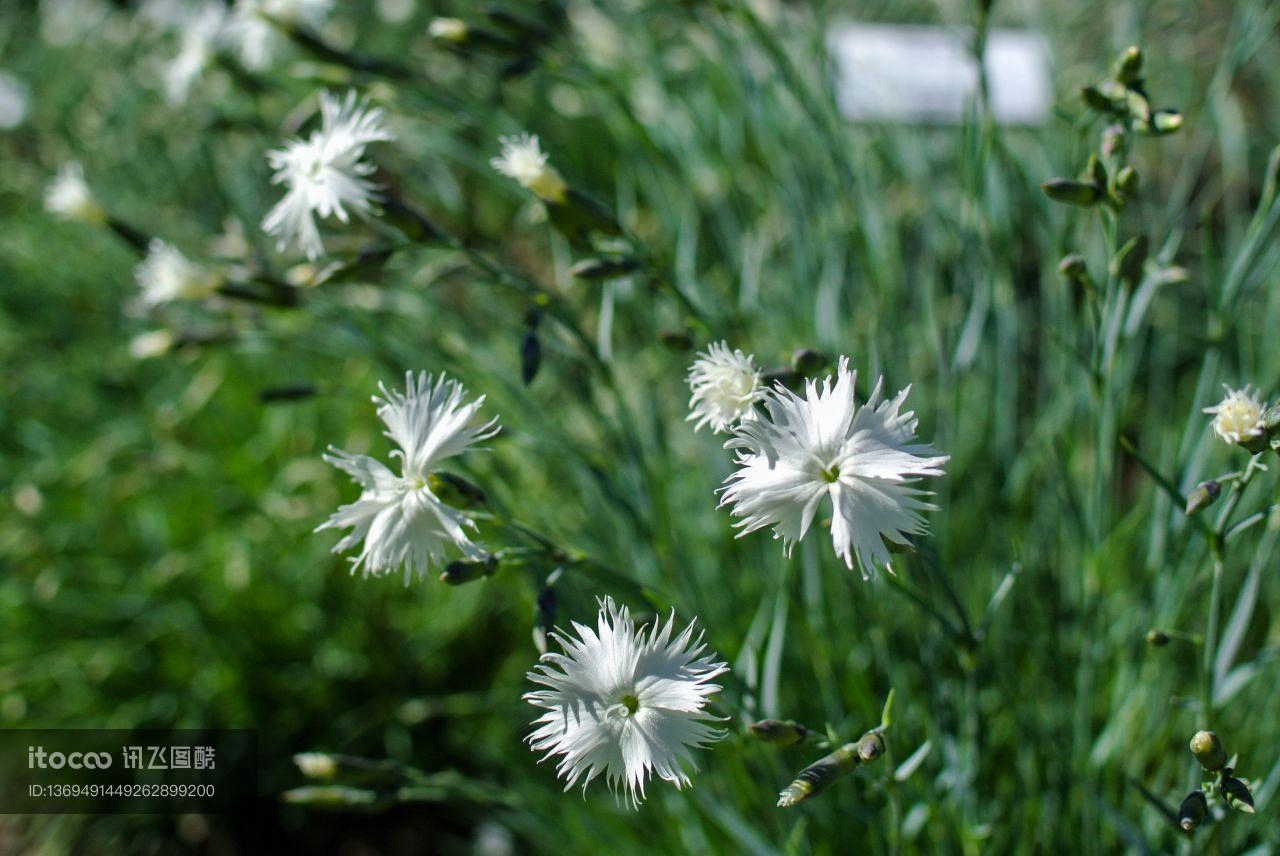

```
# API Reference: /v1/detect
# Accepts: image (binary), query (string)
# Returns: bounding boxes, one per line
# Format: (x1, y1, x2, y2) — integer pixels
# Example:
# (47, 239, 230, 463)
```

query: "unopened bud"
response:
(791, 349, 829, 377)
(426, 471, 487, 509)
(570, 256, 640, 281)
(1042, 178, 1102, 206)
(1125, 89, 1151, 122)
(1152, 110, 1183, 134)
(777, 742, 859, 808)
(1115, 166, 1139, 201)
(1266, 405, 1280, 433)
(749, 719, 811, 746)
(856, 729, 886, 762)
(1082, 85, 1116, 113)
(657, 329, 694, 352)
(1114, 46, 1143, 85)
(1221, 776, 1255, 814)
(1086, 154, 1108, 189)
(1178, 790, 1208, 832)
(428, 17, 469, 43)
(293, 752, 338, 780)
(1190, 730, 1227, 772)
(1145, 629, 1170, 647)
(1185, 480, 1221, 516)
(1058, 254, 1088, 280)
(1101, 123, 1129, 158)
(439, 555, 499, 585)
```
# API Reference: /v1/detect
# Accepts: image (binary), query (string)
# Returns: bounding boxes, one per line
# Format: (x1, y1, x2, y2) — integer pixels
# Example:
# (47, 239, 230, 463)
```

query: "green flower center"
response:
(620, 693, 641, 715)
(821, 464, 841, 483)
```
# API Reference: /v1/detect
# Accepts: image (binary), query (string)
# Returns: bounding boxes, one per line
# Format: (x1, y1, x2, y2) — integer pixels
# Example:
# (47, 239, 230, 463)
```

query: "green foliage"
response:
(4, 0, 1280, 852)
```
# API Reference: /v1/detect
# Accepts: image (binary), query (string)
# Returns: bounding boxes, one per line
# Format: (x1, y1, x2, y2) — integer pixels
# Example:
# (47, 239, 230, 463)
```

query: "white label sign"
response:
(828, 24, 1052, 125)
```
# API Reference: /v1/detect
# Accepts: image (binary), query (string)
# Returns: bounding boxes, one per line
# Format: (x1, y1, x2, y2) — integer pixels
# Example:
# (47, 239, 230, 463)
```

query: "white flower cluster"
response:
(692, 349, 949, 578)
(1204, 384, 1269, 447)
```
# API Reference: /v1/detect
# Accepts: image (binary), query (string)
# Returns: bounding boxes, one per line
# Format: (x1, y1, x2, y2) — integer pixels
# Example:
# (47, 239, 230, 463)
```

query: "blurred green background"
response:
(3, 0, 1280, 852)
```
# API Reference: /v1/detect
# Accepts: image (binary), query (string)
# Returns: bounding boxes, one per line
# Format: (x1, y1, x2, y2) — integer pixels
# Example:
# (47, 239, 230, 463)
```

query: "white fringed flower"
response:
(1204, 384, 1268, 446)
(490, 133, 568, 203)
(317, 372, 499, 584)
(262, 89, 394, 260)
(687, 342, 765, 434)
(135, 240, 221, 308)
(719, 357, 948, 577)
(525, 597, 728, 807)
(228, 0, 333, 70)
(45, 162, 106, 225)
(163, 2, 226, 104)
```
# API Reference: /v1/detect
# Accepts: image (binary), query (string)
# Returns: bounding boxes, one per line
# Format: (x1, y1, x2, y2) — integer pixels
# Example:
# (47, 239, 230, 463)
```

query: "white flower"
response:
(262, 89, 394, 260)
(719, 357, 948, 577)
(317, 371, 499, 584)
(1204, 384, 1268, 446)
(490, 133, 568, 203)
(525, 597, 728, 807)
(45, 162, 106, 225)
(687, 342, 766, 433)
(129, 330, 175, 360)
(163, 2, 226, 105)
(228, 0, 333, 70)
(135, 240, 221, 308)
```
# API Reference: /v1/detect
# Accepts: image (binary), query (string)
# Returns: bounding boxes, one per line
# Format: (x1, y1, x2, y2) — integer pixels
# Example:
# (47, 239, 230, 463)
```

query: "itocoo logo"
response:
(27, 746, 112, 769)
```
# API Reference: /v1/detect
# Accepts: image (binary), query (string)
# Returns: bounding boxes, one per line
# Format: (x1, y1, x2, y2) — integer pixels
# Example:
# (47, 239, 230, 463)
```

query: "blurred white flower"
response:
(262, 89, 394, 260)
(0, 71, 30, 130)
(229, 0, 333, 70)
(525, 597, 728, 807)
(129, 330, 175, 360)
(163, 2, 227, 105)
(687, 341, 765, 434)
(317, 371, 499, 584)
(719, 357, 948, 577)
(490, 133, 567, 203)
(1204, 384, 1268, 446)
(427, 17, 468, 42)
(135, 240, 221, 308)
(45, 162, 106, 225)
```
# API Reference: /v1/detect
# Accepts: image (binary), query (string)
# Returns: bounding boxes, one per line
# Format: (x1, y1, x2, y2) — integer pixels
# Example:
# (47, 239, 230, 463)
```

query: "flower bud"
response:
(777, 742, 860, 808)
(293, 752, 338, 780)
(749, 719, 811, 747)
(1086, 154, 1108, 189)
(426, 472, 487, 510)
(1178, 790, 1208, 832)
(1185, 480, 1221, 516)
(1125, 89, 1151, 122)
(790, 349, 829, 377)
(1081, 85, 1117, 114)
(570, 256, 641, 281)
(1041, 178, 1102, 206)
(1189, 730, 1227, 772)
(1058, 254, 1088, 281)
(1145, 629, 1169, 647)
(1221, 776, 1255, 814)
(1101, 123, 1128, 159)
(856, 729, 886, 762)
(428, 17, 469, 43)
(1152, 110, 1183, 134)
(439, 556, 499, 585)
(1114, 166, 1140, 203)
(1113, 46, 1143, 85)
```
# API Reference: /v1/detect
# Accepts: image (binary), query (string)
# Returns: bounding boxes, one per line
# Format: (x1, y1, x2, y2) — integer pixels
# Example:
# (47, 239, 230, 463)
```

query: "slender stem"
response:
(1201, 549, 1224, 728)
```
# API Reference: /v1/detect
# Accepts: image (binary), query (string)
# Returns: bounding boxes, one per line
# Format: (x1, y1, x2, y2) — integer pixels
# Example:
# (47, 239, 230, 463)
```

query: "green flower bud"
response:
(1125, 89, 1151, 122)
(777, 742, 860, 808)
(657, 329, 694, 352)
(1178, 790, 1208, 832)
(570, 256, 641, 281)
(1082, 85, 1117, 113)
(1115, 166, 1140, 201)
(791, 348, 829, 377)
(1145, 629, 1170, 647)
(1101, 123, 1129, 158)
(1185, 480, 1221, 516)
(1221, 776, 1255, 814)
(1152, 110, 1183, 134)
(1111, 235, 1149, 285)
(426, 471, 487, 510)
(749, 719, 811, 747)
(439, 556, 499, 585)
(1058, 254, 1088, 280)
(1190, 730, 1227, 772)
(1113, 46, 1143, 85)
(1265, 405, 1280, 433)
(856, 729, 886, 762)
(1041, 179, 1103, 206)
(1086, 154, 1108, 189)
